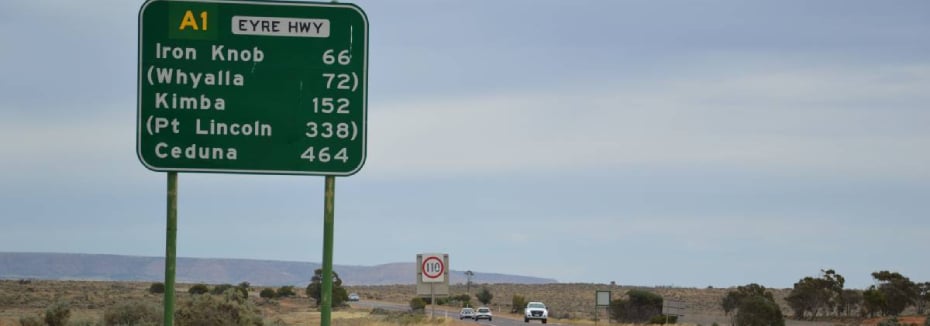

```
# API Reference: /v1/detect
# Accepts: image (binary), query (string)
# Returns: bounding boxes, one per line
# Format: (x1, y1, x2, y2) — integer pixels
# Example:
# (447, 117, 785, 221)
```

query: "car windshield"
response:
(478, 308, 490, 313)
(461, 309, 473, 313)
(528, 303, 545, 308)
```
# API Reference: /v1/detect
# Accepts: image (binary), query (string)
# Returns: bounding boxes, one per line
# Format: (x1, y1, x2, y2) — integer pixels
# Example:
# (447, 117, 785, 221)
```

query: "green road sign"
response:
(138, 0, 368, 175)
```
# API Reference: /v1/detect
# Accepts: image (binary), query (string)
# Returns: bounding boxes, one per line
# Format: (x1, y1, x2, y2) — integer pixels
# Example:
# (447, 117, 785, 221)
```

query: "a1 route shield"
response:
(137, 0, 368, 175)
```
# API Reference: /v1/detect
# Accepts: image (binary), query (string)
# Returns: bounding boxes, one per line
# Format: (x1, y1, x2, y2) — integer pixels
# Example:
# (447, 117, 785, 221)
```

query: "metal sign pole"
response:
(430, 283, 435, 318)
(321, 176, 336, 326)
(163, 172, 177, 326)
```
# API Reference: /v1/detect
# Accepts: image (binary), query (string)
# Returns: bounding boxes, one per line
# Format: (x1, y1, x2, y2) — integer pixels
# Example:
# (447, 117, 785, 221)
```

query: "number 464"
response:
(300, 147, 348, 163)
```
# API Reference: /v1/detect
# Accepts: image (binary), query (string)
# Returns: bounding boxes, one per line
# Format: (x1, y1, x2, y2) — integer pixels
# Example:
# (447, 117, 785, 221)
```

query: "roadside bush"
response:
(188, 283, 209, 295)
(924, 316, 930, 326)
(149, 282, 165, 294)
(44, 300, 71, 326)
(260, 288, 277, 299)
(452, 294, 472, 307)
(512, 294, 527, 313)
(409, 297, 427, 311)
(175, 291, 262, 326)
(103, 300, 162, 326)
(305, 269, 349, 306)
(276, 286, 296, 298)
(211, 284, 234, 295)
(734, 295, 784, 326)
(476, 287, 494, 305)
(609, 289, 663, 323)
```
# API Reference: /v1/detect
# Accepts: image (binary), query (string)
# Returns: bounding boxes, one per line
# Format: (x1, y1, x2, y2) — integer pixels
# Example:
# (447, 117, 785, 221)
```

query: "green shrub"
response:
(609, 289, 663, 323)
(734, 295, 784, 326)
(19, 316, 43, 326)
(476, 287, 494, 305)
(44, 300, 72, 326)
(409, 297, 427, 311)
(924, 316, 930, 326)
(103, 300, 162, 326)
(211, 284, 234, 295)
(175, 291, 262, 326)
(188, 284, 209, 295)
(511, 294, 527, 313)
(276, 286, 296, 298)
(305, 269, 349, 306)
(148, 283, 165, 294)
(260, 288, 277, 299)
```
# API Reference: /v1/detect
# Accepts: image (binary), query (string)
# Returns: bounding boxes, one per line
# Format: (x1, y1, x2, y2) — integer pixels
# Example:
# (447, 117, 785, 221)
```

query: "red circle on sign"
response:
(422, 256, 444, 279)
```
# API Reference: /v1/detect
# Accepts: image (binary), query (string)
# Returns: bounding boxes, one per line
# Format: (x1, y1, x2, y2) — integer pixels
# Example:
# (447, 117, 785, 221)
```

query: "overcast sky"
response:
(1, 0, 929, 289)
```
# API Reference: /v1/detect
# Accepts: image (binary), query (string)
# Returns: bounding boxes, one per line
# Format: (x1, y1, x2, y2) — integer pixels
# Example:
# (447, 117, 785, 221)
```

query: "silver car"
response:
(475, 307, 493, 321)
(459, 307, 475, 320)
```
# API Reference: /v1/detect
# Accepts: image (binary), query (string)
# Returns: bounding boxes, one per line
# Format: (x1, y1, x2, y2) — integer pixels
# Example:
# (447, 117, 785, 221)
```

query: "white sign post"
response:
(595, 290, 611, 325)
(416, 253, 449, 318)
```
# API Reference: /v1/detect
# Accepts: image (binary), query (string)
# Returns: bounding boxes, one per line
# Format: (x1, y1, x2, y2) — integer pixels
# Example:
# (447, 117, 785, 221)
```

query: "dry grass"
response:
(0, 280, 470, 325)
(2, 280, 922, 326)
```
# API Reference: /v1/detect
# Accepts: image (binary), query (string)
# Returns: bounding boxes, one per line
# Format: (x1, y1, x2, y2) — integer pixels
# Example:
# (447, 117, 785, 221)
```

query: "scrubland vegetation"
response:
(1, 268, 928, 325)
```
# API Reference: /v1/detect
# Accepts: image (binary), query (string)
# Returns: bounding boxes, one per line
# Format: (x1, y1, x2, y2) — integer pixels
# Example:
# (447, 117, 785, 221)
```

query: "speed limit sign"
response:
(420, 253, 446, 283)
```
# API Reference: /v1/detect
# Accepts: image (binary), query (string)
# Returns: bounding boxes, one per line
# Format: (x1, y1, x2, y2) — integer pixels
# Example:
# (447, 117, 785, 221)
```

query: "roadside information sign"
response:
(138, 0, 368, 175)
(663, 299, 686, 316)
(596, 290, 611, 307)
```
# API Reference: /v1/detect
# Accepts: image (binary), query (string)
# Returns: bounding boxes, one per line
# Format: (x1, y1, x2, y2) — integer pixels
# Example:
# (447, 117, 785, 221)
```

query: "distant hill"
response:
(0, 252, 556, 286)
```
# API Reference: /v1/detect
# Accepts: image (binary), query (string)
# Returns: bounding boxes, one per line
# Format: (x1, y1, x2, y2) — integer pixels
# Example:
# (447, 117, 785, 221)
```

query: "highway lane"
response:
(350, 300, 563, 326)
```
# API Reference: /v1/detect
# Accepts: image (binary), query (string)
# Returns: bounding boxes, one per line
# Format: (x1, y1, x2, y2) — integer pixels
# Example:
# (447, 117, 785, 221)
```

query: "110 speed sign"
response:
(420, 254, 445, 283)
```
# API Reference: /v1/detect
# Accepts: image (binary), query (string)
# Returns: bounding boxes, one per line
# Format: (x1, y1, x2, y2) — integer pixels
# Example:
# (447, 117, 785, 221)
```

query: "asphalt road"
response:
(350, 300, 562, 326)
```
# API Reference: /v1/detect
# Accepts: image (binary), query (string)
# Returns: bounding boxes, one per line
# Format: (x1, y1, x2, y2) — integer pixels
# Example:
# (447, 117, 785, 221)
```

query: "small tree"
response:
(103, 300, 162, 326)
(149, 282, 166, 294)
(260, 288, 277, 299)
(234, 282, 250, 298)
(722, 283, 785, 326)
(735, 295, 785, 326)
(44, 301, 71, 326)
(276, 286, 296, 298)
(512, 294, 527, 313)
(175, 291, 262, 326)
(212, 284, 234, 295)
(861, 288, 885, 318)
(915, 282, 930, 315)
(838, 289, 862, 317)
(305, 269, 349, 307)
(188, 284, 210, 295)
(609, 289, 663, 323)
(476, 287, 494, 305)
(409, 297, 427, 311)
(870, 271, 918, 316)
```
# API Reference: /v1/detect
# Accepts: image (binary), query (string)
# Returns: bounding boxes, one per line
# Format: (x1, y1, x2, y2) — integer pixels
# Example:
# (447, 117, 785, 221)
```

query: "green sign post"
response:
(137, 1, 368, 325)
(138, 0, 368, 175)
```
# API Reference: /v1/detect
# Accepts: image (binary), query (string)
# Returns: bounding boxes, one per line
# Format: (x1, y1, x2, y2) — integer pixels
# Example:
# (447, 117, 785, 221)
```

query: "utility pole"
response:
(465, 270, 474, 296)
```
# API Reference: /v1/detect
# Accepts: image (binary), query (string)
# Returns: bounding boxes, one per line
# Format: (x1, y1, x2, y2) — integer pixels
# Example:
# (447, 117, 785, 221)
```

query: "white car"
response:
(475, 307, 493, 321)
(347, 293, 360, 301)
(524, 302, 548, 323)
(459, 307, 475, 320)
